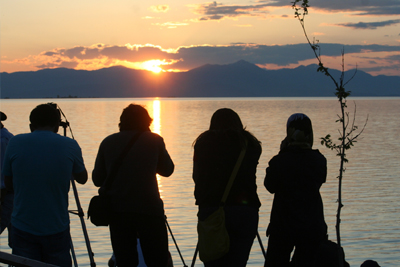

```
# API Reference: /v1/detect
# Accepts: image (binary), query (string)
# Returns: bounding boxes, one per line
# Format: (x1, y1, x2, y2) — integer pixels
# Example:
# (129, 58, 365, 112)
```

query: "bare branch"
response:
(348, 115, 369, 143)
(343, 65, 358, 88)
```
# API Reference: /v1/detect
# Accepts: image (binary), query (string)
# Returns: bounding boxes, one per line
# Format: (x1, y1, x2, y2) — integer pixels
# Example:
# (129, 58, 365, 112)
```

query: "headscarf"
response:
(284, 113, 313, 149)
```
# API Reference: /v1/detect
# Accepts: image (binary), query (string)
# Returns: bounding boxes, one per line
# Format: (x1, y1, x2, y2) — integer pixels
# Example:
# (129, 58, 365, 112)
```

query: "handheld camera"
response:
(47, 102, 73, 138)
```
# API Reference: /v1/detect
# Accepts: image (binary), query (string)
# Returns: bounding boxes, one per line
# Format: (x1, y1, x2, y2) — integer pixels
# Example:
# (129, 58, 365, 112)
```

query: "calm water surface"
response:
(0, 98, 399, 267)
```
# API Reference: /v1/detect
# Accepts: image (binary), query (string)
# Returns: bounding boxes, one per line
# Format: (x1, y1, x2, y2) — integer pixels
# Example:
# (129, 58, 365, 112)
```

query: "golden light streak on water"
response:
(151, 98, 164, 197)
(152, 98, 161, 135)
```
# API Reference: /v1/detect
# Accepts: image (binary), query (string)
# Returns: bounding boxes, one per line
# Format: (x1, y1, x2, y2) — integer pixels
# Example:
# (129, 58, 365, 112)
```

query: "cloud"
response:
(260, 0, 400, 16)
(388, 54, 400, 61)
(152, 22, 189, 28)
(336, 19, 400, 29)
(142, 16, 157, 19)
(37, 61, 79, 69)
(357, 63, 400, 76)
(43, 52, 58, 56)
(150, 5, 169, 13)
(190, 1, 271, 21)
(3, 43, 400, 76)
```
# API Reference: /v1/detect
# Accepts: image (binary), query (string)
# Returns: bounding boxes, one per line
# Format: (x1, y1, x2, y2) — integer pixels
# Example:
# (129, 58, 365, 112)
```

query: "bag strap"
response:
(220, 139, 247, 205)
(103, 131, 142, 191)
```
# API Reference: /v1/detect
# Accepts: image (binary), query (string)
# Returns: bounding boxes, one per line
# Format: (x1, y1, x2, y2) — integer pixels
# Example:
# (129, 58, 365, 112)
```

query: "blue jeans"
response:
(12, 226, 72, 267)
(198, 205, 259, 267)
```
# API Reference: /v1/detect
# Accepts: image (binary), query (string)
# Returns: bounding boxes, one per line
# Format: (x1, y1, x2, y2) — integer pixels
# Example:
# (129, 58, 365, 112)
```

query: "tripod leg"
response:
(165, 217, 188, 267)
(58, 104, 94, 266)
(256, 231, 266, 259)
(191, 243, 199, 267)
(70, 235, 78, 267)
(71, 179, 96, 267)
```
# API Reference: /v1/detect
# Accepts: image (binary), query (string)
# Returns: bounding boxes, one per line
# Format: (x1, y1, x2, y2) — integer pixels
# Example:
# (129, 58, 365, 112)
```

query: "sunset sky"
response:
(1, 0, 399, 76)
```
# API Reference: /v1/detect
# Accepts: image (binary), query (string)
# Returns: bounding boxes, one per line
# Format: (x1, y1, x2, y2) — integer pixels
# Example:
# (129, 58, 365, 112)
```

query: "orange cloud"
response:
(142, 16, 158, 19)
(1, 44, 178, 73)
(150, 5, 170, 13)
(2, 43, 399, 76)
(152, 22, 189, 28)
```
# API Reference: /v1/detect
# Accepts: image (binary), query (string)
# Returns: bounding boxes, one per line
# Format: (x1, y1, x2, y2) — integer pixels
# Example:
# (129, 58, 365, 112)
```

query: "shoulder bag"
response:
(197, 141, 247, 263)
(88, 132, 141, 226)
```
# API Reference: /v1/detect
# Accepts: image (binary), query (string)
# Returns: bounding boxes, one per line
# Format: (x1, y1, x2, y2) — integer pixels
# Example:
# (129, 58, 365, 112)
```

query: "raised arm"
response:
(156, 138, 174, 177)
(264, 156, 281, 194)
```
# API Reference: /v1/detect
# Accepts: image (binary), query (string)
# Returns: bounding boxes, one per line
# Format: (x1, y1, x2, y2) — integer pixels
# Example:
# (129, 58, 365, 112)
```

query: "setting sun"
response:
(141, 60, 164, 73)
(114, 58, 179, 73)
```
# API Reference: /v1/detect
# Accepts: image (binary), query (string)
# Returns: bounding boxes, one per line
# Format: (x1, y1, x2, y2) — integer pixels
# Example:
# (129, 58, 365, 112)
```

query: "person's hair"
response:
(194, 108, 259, 147)
(287, 113, 313, 136)
(0, 112, 7, 121)
(119, 104, 153, 132)
(360, 260, 380, 267)
(1, 112, 7, 128)
(209, 108, 244, 131)
(30, 104, 60, 128)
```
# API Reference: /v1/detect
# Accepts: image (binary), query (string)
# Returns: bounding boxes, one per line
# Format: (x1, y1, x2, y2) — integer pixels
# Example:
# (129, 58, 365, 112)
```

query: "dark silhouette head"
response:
(119, 104, 153, 132)
(29, 104, 60, 132)
(0, 111, 7, 129)
(0, 112, 7, 122)
(360, 260, 380, 267)
(194, 107, 259, 148)
(209, 108, 244, 131)
(285, 113, 313, 148)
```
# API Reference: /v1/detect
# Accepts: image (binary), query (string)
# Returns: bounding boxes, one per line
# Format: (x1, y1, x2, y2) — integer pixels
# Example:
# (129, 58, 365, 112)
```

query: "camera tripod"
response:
(51, 103, 96, 267)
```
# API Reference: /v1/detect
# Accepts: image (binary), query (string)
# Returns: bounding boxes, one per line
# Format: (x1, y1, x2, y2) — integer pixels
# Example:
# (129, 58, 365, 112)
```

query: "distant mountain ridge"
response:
(1, 60, 399, 98)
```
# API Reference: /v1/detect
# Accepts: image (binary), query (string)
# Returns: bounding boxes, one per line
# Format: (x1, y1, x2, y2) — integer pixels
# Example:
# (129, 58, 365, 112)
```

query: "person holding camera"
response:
(264, 113, 327, 267)
(92, 104, 174, 267)
(2, 103, 88, 266)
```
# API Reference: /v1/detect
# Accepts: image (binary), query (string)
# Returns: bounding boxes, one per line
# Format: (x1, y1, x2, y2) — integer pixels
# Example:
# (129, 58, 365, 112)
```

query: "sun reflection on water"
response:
(151, 98, 163, 197)
(152, 98, 161, 135)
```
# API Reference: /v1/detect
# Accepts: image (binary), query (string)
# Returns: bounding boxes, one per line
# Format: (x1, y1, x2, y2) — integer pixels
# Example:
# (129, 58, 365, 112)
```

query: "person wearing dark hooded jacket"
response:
(264, 113, 328, 267)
